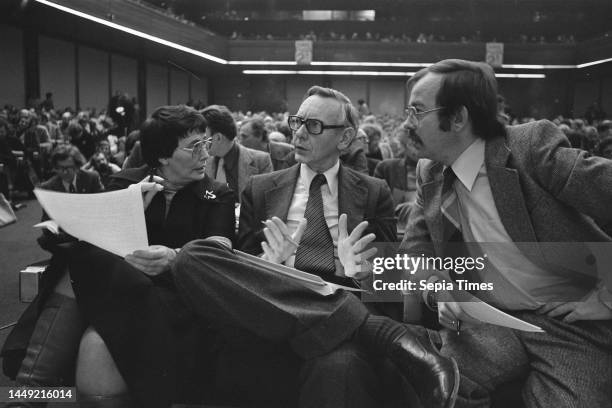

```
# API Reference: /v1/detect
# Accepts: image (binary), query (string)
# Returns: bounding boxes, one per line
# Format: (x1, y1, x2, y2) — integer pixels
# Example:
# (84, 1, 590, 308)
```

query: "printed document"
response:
(34, 185, 148, 257)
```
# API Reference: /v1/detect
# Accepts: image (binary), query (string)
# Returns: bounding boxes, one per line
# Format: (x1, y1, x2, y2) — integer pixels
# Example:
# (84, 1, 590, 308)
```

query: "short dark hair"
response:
(140, 105, 207, 168)
(407, 59, 505, 139)
(241, 117, 268, 142)
(305, 86, 359, 131)
(50, 145, 85, 168)
(200, 105, 237, 140)
(67, 122, 83, 140)
(360, 123, 382, 141)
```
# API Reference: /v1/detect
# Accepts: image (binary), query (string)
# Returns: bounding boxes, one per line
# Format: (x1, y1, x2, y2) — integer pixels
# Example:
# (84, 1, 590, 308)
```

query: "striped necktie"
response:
(294, 174, 335, 277)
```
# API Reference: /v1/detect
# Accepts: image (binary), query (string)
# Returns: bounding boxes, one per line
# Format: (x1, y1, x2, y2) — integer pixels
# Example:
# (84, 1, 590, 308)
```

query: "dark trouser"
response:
(173, 239, 368, 360)
(174, 240, 394, 408)
(69, 244, 217, 408)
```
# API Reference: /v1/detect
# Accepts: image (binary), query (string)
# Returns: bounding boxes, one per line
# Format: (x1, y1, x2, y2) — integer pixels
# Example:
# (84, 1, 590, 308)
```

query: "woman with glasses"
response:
(4, 105, 236, 408)
(71, 105, 236, 408)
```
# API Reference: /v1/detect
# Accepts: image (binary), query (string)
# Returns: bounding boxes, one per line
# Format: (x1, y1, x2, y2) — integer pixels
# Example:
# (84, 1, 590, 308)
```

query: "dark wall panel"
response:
(39, 35, 76, 110)
(573, 80, 600, 118)
(498, 73, 573, 119)
(601, 76, 612, 118)
(146, 62, 168, 112)
(0, 24, 25, 107)
(111, 54, 137, 101)
(369, 79, 405, 116)
(211, 75, 250, 112)
(190, 77, 208, 106)
(286, 76, 326, 113)
(78, 46, 109, 112)
(170, 68, 189, 105)
(248, 76, 286, 113)
(329, 78, 367, 109)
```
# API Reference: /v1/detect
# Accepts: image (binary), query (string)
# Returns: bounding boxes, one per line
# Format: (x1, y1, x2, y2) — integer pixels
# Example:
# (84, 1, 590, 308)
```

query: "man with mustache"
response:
(394, 59, 612, 407)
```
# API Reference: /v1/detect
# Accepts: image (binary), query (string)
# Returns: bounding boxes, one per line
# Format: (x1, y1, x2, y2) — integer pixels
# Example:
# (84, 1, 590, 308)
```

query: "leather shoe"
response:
(389, 326, 459, 408)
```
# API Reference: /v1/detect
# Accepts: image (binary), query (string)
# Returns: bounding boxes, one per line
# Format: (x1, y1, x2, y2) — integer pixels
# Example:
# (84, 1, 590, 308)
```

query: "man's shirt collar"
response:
(450, 138, 485, 192)
(300, 160, 340, 194)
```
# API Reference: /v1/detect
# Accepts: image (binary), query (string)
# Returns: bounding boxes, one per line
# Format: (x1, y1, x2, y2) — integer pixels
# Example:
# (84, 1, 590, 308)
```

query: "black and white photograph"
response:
(1, 0, 612, 407)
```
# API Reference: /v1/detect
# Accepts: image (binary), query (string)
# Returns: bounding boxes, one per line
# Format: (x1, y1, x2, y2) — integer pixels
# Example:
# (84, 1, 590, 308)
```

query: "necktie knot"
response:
(310, 174, 327, 192)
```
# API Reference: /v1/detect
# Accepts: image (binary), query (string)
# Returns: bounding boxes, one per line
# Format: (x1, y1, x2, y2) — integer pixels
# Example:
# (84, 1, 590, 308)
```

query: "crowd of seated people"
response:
(0, 101, 140, 205)
(227, 29, 578, 44)
(2, 82, 612, 407)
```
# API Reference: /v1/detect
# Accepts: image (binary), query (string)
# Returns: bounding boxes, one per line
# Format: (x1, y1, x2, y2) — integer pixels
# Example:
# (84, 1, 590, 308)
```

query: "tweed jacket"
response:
(401, 119, 612, 291)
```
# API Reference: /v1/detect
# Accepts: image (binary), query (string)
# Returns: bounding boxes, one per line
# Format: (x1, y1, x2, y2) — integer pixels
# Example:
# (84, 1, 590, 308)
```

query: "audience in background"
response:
(1, 94, 610, 234)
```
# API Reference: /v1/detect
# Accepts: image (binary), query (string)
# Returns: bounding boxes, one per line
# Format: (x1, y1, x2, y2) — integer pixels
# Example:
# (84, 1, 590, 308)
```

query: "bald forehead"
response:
(409, 72, 443, 107)
(297, 95, 344, 122)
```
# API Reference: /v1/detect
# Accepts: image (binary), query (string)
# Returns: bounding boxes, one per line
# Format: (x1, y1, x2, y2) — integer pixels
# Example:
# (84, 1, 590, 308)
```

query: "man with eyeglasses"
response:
(169, 86, 408, 408)
(391, 59, 612, 407)
(36, 145, 103, 252)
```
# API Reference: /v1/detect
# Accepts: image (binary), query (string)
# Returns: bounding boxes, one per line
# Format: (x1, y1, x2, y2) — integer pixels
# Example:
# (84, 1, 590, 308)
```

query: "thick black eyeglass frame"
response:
(287, 115, 346, 135)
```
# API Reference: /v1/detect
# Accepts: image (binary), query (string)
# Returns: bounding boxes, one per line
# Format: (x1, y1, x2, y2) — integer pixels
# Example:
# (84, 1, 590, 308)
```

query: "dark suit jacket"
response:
(206, 144, 273, 201)
(238, 163, 397, 263)
(401, 120, 612, 299)
(108, 166, 236, 248)
(374, 157, 418, 231)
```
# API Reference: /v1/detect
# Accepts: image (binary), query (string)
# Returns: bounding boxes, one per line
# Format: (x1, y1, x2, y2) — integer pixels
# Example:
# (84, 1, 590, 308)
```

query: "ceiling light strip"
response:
(576, 57, 612, 68)
(34, 0, 228, 64)
(243, 70, 545, 78)
(228, 61, 297, 65)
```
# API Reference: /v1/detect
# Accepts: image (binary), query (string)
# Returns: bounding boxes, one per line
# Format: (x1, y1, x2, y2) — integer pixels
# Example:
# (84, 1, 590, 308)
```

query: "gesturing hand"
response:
(125, 245, 177, 276)
(261, 216, 307, 264)
(337, 214, 378, 280)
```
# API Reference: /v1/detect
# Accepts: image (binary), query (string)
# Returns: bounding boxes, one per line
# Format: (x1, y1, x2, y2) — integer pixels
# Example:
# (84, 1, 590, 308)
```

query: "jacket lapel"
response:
(237, 145, 258, 195)
(485, 135, 544, 262)
(264, 165, 300, 221)
(338, 165, 367, 231)
(485, 135, 539, 243)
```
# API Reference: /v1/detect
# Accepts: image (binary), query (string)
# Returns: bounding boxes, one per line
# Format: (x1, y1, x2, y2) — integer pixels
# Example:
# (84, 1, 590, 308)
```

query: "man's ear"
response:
(158, 157, 169, 166)
(452, 106, 469, 131)
(338, 127, 355, 150)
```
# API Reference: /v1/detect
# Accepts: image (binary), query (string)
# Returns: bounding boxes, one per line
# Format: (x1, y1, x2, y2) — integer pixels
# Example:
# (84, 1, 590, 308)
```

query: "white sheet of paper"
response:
(235, 250, 364, 296)
(443, 301, 545, 332)
(34, 185, 148, 257)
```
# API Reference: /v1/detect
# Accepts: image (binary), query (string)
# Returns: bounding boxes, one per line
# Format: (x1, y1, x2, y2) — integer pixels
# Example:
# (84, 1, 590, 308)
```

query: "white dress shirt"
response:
(285, 161, 342, 274)
(451, 139, 580, 310)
